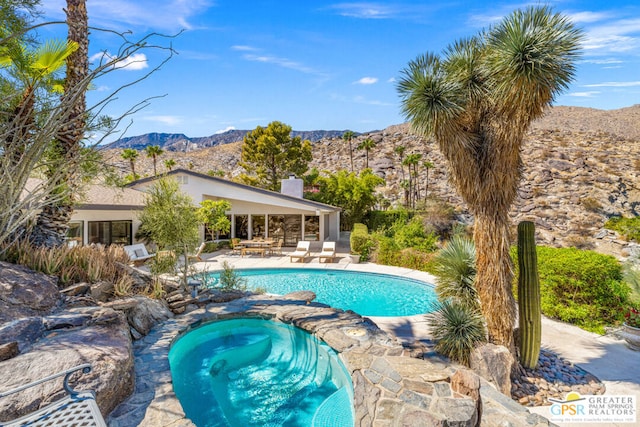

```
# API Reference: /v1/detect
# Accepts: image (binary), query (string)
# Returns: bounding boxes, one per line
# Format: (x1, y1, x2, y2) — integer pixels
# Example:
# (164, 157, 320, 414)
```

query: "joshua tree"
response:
(145, 144, 164, 176)
(121, 148, 139, 178)
(397, 6, 582, 352)
(342, 130, 355, 172)
(357, 137, 377, 169)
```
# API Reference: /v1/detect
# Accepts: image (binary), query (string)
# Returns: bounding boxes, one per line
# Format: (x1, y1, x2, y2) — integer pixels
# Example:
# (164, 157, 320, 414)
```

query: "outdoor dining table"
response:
(239, 239, 274, 257)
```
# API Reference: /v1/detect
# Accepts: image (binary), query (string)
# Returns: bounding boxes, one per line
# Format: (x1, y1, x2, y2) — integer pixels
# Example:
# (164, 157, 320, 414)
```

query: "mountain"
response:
(104, 129, 351, 152)
(102, 105, 640, 259)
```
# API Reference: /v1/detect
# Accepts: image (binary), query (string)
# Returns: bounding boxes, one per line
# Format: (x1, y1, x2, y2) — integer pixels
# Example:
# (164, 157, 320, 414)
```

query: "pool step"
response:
(312, 387, 353, 427)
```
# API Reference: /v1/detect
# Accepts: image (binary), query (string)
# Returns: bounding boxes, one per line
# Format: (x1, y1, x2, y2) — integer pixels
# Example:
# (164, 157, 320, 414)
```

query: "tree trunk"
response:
(30, 0, 88, 248)
(473, 210, 516, 353)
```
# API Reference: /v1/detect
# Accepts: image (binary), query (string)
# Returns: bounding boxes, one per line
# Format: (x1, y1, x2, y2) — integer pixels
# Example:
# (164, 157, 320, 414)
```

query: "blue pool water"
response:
(209, 268, 437, 317)
(169, 318, 354, 427)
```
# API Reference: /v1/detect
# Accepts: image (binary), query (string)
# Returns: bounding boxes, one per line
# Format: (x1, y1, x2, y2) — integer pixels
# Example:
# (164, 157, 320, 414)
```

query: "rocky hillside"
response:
(103, 105, 640, 257)
(104, 129, 349, 151)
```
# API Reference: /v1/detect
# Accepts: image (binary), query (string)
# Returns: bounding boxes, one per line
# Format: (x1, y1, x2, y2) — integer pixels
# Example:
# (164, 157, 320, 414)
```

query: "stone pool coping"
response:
(107, 291, 553, 427)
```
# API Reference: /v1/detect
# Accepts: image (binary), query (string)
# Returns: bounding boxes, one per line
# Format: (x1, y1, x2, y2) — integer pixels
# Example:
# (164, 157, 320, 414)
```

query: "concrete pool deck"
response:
(192, 246, 640, 427)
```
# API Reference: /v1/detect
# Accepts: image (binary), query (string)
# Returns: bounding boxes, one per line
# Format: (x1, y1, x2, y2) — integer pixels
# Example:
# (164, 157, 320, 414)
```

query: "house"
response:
(127, 169, 341, 246)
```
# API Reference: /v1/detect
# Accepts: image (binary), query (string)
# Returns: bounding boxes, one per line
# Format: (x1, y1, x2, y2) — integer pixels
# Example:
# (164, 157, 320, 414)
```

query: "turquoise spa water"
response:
(169, 318, 354, 427)
(208, 268, 437, 317)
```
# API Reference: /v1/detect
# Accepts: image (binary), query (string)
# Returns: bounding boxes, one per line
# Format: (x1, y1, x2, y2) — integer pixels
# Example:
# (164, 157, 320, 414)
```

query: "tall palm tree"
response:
(397, 6, 581, 352)
(122, 148, 139, 178)
(423, 160, 434, 198)
(342, 130, 355, 172)
(31, 0, 89, 247)
(357, 137, 377, 169)
(145, 144, 164, 176)
(403, 153, 422, 208)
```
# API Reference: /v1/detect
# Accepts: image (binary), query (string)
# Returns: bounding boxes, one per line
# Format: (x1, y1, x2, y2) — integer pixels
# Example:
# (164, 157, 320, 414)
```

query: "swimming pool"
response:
(207, 268, 437, 317)
(169, 318, 354, 427)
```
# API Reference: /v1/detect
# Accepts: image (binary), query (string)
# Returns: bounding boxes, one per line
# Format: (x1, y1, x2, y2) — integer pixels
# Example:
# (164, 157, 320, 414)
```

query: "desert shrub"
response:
(350, 223, 374, 260)
(390, 217, 438, 252)
(605, 216, 640, 242)
(0, 241, 132, 287)
(372, 236, 435, 271)
(218, 261, 248, 291)
(417, 197, 457, 239)
(512, 246, 632, 333)
(432, 236, 478, 309)
(428, 299, 486, 366)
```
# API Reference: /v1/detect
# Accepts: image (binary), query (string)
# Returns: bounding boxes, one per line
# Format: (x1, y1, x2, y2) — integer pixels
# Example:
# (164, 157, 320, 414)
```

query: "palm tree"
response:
(357, 137, 377, 169)
(403, 153, 422, 208)
(121, 148, 139, 178)
(397, 6, 582, 352)
(423, 160, 434, 198)
(31, 0, 89, 247)
(164, 158, 176, 171)
(145, 144, 164, 176)
(342, 130, 355, 172)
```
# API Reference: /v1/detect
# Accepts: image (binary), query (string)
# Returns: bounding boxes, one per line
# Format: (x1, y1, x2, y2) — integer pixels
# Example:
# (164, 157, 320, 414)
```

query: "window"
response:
(66, 221, 83, 245)
(88, 221, 132, 246)
(252, 215, 265, 239)
(234, 215, 248, 239)
(304, 215, 319, 241)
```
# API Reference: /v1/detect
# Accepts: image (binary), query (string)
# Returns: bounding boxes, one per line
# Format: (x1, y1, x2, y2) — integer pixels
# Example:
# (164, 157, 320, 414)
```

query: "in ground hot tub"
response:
(169, 318, 354, 426)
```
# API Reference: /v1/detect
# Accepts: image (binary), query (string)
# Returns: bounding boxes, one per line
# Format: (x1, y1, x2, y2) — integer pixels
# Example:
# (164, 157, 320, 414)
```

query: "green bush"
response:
(373, 236, 435, 271)
(605, 216, 640, 241)
(365, 209, 411, 231)
(391, 217, 438, 252)
(350, 223, 374, 260)
(512, 246, 632, 333)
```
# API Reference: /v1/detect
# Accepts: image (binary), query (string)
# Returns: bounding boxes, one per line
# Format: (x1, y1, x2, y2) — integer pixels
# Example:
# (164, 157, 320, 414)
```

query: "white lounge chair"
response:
(289, 241, 311, 263)
(188, 242, 207, 262)
(318, 241, 336, 263)
(123, 243, 155, 265)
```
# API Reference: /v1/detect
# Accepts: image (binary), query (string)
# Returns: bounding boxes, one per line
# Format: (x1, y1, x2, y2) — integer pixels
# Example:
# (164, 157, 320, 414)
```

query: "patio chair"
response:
(0, 364, 106, 427)
(188, 242, 206, 262)
(290, 241, 311, 263)
(269, 238, 283, 256)
(230, 238, 245, 255)
(318, 241, 336, 263)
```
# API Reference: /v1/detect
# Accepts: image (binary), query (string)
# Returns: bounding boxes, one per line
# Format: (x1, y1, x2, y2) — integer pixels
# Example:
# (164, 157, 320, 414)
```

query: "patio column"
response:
(230, 215, 236, 238)
(318, 213, 325, 243)
(248, 215, 253, 240)
(301, 214, 305, 241)
(265, 214, 269, 238)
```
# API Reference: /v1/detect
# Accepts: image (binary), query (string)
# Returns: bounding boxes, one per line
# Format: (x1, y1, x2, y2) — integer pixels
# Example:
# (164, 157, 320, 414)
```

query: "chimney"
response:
(280, 175, 303, 198)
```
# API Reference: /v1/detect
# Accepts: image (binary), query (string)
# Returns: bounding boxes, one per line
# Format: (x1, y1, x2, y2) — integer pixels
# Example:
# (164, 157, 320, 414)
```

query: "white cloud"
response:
(583, 81, 640, 87)
(90, 52, 149, 71)
(387, 77, 396, 83)
(327, 3, 399, 19)
(215, 126, 236, 134)
(142, 115, 182, 126)
(242, 53, 318, 75)
(568, 11, 612, 24)
(231, 45, 258, 51)
(581, 58, 623, 64)
(568, 91, 600, 97)
(355, 77, 378, 85)
(353, 95, 393, 106)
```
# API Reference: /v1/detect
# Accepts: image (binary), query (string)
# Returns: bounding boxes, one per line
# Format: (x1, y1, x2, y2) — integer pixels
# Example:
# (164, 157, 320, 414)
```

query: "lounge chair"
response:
(123, 243, 155, 266)
(188, 242, 206, 262)
(318, 241, 336, 263)
(290, 241, 311, 263)
(0, 364, 106, 427)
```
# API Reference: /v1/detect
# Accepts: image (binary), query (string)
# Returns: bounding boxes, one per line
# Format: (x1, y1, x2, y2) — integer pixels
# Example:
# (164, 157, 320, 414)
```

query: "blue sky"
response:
(39, 1, 640, 139)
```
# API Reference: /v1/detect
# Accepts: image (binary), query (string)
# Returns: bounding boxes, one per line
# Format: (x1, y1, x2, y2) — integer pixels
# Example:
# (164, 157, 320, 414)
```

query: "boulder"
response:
(123, 296, 173, 338)
(0, 307, 134, 421)
(0, 261, 61, 323)
(469, 343, 514, 396)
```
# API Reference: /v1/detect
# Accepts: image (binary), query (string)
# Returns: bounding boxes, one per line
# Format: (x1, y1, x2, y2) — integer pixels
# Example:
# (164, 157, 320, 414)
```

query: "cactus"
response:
(517, 221, 541, 369)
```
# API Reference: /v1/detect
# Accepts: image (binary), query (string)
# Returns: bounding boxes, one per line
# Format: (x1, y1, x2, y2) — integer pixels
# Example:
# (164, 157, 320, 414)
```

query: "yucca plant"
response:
(428, 299, 486, 366)
(113, 275, 134, 297)
(432, 236, 478, 309)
